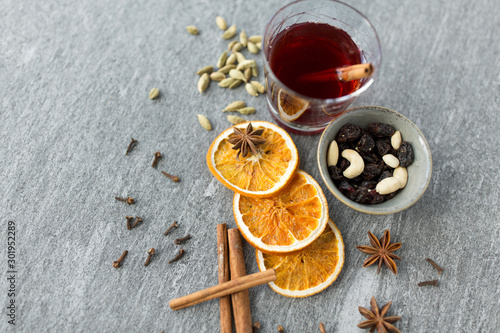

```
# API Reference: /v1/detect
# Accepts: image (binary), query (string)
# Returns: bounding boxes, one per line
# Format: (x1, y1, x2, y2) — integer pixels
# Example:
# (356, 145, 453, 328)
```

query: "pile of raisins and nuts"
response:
(327, 122, 414, 204)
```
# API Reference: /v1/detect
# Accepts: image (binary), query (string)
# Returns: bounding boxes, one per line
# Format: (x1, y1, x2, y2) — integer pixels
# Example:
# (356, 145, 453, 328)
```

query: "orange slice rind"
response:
(233, 170, 329, 253)
(277, 89, 310, 121)
(207, 121, 299, 198)
(256, 219, 344, 298)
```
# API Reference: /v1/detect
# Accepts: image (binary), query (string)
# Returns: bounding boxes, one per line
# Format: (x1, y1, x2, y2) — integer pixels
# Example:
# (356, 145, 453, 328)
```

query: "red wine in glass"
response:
(269, 22, 362, 99)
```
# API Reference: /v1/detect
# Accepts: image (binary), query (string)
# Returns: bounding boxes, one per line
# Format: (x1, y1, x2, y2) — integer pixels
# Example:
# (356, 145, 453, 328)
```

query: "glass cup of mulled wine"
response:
(263, 0, 382, 134)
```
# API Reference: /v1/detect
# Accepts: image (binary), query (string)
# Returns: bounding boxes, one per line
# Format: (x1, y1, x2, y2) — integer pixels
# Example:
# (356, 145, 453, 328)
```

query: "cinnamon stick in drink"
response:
(298, 63, 373, 83)
(217, 223, 232, 333)
(337, 63, 373, 82)
(228, 228, 253, 333)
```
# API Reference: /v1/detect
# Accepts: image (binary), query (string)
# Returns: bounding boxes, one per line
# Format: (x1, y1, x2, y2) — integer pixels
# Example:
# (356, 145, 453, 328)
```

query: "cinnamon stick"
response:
(337, 63, 373, 82)
(228, 228, 253, 333)
(217, 223, 232, 333)
(298, 63, 373, 83)
(169, 269, 276, 311)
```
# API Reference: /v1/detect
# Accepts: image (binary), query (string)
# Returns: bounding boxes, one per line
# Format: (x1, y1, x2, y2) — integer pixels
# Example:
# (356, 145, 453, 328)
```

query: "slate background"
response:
(1, 0, 499, 332)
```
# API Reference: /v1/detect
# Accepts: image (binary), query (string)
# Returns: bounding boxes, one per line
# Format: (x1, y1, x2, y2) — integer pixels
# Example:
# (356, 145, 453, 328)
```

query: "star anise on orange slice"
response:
(227, 122, 266, 159)
(358, 296, 401, 333)
(356, 230, 402, 274)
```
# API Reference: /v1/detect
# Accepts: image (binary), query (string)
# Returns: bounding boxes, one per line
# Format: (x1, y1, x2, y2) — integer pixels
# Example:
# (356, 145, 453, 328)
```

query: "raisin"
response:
(338, 141, 354, 151)
(383, 192, 398, 201)
(328, 165, 344, 181)
(389, 147, 399, 156)
(397, 141, 415, 167)
(353, 187, 385, 204)
(361, 163, 383, 180)
(379, 160, 392, 172)
(382, 166, 394, 175)
(356, 133, 375, 153)
(375, 139, 391, 156)
(360, 180, 377, 189)
(339, 158, 350, 171)
(350, 176, 363, 186)
(368, 122, 396, 138)
(379, 170, 392, 181)
(368, 190, 385, 204)
(359, 151, 381, 164)
(353, 187, 371, 204)
(338, 180, 356, 200)
(337, 123, 362, 142)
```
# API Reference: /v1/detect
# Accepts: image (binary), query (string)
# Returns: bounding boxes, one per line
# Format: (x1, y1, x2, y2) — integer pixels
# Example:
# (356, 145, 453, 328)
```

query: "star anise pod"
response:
(227, 122, 266, 159)
(356, 229, 401, 274)
(358, 297, 401, 333)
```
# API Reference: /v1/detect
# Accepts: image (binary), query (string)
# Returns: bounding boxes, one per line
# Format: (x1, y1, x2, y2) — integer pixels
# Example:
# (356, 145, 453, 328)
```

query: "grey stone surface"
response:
(1, 0, 499, 332)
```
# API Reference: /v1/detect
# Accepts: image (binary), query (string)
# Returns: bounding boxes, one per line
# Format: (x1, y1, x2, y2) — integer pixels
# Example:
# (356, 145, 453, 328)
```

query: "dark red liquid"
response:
(269, 22, 362, 99)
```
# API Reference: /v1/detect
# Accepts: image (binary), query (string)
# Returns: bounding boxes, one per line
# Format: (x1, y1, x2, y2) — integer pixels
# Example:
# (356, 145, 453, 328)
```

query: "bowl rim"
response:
(317, 105, 433, 215)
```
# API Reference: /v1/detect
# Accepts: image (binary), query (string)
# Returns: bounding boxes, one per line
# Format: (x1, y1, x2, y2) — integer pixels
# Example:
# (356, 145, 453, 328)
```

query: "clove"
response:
(131, 216, 143, 229)
(426, 258, 444, 275)
(125, 216, 134, 230)
(418, 279, 439, 287)
(125, 137, 138, 155)
(253, 321, 261, 332)
(112, 250, 128, 268)
(174, 234, 191, 244)
(168, 248, 185, 263)
(164, 221, 179, 236)
(161, 171, 179, 182)
(152, 151, 162, 168)
(115, 196, 135, 205)
(144, 248, 155, 266)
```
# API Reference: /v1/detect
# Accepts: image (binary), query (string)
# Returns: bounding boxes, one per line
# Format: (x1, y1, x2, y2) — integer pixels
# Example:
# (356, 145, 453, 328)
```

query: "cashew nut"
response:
(391, 131, 402, 150)
(341, 149, 364, 179)
(383, 154, 400, 168)
(376, 177, 401, 195)
(327, 140, 339, 166)
(393, 167, 408, 188)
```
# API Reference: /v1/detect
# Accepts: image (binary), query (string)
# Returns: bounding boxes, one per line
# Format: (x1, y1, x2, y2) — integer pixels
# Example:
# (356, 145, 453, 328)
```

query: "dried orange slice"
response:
(233, 170, 329, 253)
(207, 121, 299, 198)
(277, 89, 309, 121)
(256, 219, 344, 298)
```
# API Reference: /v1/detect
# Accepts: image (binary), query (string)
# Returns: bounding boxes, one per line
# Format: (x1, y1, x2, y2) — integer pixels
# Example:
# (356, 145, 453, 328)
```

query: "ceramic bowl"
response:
(317, 106, 432, 214)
